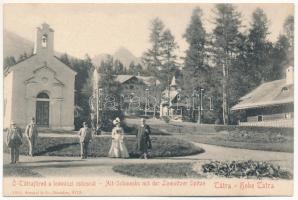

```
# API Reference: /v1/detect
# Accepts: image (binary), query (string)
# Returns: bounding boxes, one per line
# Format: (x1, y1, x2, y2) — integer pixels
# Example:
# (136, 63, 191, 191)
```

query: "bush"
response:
(161, 116, 170, 123)
(202, 160, 292, 179)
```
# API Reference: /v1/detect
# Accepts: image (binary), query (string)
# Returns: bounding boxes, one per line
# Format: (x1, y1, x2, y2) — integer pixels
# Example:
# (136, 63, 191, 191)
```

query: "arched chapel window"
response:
(42, 34, 48, 47)
(37, 92, 49, 99)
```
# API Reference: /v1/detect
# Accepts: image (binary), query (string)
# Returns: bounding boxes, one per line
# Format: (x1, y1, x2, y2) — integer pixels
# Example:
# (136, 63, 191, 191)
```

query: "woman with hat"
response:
(108, 117, 129, 158)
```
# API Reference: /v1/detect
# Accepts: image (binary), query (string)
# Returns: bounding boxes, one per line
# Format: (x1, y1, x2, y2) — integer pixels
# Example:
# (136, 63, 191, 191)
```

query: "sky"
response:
(4, 3, 294, 59)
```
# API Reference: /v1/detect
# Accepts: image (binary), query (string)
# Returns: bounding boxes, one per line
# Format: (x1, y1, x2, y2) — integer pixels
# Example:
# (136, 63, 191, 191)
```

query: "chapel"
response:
(4, 23, 76, 130)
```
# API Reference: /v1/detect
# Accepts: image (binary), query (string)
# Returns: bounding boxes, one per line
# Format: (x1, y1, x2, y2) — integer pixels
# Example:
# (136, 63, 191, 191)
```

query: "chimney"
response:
(286, 66, 294, 85)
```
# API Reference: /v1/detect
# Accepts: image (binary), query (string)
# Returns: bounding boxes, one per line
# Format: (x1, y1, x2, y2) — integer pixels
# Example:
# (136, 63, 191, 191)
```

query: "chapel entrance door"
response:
(36, 92, 50, 127)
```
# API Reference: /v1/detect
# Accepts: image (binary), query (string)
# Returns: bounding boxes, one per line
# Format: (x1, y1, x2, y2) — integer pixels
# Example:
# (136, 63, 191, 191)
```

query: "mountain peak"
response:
(4, 30, 34, 58)
(92, 47, 141, 68)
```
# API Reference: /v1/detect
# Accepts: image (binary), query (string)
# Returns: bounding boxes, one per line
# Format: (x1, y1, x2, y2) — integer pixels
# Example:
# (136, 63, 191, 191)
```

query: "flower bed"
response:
(202, 160, 292, 179)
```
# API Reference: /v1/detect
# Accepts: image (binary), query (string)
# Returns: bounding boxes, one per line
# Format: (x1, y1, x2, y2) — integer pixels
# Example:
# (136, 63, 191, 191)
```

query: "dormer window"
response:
(42, 34, 48, 47)
(282, 86, 289, 92)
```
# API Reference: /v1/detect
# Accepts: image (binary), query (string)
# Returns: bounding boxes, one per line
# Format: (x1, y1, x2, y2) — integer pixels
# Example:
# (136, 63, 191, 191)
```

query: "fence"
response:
(239, 119, 293, 128)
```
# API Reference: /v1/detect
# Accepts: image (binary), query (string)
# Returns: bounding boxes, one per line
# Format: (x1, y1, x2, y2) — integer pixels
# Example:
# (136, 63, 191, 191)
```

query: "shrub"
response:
(161, 116, 170, 123)
(202, 160, 292, 179)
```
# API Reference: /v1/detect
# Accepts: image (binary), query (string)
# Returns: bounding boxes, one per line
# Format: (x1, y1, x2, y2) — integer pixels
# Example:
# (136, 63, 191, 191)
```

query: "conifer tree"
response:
(211, 4, 242, 124)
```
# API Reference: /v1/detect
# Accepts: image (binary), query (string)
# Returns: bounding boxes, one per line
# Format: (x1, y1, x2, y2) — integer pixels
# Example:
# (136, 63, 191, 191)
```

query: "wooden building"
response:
(115, 75, 161, 116)
(231, 66, 294, 128)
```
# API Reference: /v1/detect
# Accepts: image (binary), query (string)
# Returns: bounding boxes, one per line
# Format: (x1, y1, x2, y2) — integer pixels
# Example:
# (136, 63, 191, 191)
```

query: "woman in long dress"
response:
(108, 118, 129, 158)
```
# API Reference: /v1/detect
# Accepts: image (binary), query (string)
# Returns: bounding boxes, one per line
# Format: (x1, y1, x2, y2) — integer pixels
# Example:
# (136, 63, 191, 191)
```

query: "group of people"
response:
(6, 117, 152, 164)
(78, 117, 152, 159)
(6, 118, 38, 164)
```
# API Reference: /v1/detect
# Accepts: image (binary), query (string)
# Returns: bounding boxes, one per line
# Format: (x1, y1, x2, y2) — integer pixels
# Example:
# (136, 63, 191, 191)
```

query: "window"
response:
(129, 85, 134, 90)
(282, 87, 289, 92)
(257, 115, 263, 122)
(37, 92, 49, 99)
(42, 34, 48, 47)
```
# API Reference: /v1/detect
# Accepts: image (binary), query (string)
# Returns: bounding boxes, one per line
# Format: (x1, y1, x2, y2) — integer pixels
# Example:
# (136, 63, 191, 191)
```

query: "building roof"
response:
(137, 75, 160, 86)
(170, 76, 177, 87)
(115, 75, 134, 84)
(115, 75, 160, 86)
(4, 54, 77, 77)
(162, 89, 178, 101)
(231, 79, 294, 111)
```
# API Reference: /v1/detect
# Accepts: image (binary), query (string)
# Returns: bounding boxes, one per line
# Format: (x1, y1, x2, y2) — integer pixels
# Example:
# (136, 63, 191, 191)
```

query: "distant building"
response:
(160, 76, 187, 121)
(115, 75, 161, 116)
(4, 23, 76, 130)
(231, 66, 294, 128)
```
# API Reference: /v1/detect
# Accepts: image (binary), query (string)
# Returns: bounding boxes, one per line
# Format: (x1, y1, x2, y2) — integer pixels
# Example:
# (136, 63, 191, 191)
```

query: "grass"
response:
(3, 135, 204, 158)
(125, 119, 293, 153)
(113, 163, 206, 178)
(3, 164, 42, 177)
(177, 133, 293, 153)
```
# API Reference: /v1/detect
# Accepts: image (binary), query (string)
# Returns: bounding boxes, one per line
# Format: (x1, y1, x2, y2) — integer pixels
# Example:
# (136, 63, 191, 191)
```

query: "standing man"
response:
(78, 122, 93, 159)
(25, 117, 38, 156)
(6, 121, 23, 164)
(136, 118, 152, 159)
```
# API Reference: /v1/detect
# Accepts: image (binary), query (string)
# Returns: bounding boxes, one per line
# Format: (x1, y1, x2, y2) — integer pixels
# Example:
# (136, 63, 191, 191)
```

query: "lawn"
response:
(3, 164, 42, 177)
(113, 162, 206, 178)
(177, 133, 293, 153)
(3, 135, 204, 158)
(125, 119, 293, 153)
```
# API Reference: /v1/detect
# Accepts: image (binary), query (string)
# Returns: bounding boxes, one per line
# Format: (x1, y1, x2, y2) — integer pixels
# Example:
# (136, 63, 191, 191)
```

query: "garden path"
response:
(3, 141, 293, 177)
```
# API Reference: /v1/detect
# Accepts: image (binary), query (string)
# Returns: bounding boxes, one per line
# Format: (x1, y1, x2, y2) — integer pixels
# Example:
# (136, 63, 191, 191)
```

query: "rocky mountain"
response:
(92, 47, 141, 68)
(4, 30, 34, 59)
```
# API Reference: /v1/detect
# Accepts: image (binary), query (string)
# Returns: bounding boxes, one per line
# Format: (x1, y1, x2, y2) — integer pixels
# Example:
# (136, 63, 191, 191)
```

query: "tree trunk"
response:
(222, 62, 229, 125)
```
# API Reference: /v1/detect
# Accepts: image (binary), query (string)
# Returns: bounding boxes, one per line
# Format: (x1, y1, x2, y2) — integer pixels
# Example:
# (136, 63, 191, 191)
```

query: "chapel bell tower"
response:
(34, 23, 54, 55)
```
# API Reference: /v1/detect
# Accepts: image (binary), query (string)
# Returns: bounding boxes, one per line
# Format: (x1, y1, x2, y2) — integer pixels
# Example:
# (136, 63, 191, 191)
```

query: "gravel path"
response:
(3, 142, 293, 177)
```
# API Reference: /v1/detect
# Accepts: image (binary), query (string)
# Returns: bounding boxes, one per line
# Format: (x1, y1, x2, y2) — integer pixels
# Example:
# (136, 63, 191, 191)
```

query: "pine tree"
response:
(4, 56, 16, 70)
(59, 53, 71, 66)
(183, 7, 209, 94)
(160, 29, 179, 88)
(211, 4, 242, 124)
(283, 15, 294, 67)
(247, 8, 272, 85)
(113, 59, 124, 75)
(97, 55, 123, 130)
(283, 15, 294, 48)
(59, 53, 94, 130)
(142, 18, 165, 77)
(270, 35, 290, 80)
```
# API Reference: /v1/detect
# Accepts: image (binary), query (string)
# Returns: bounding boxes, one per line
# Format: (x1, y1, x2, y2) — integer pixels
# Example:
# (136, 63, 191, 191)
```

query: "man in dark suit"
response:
(136, 118, 152, 159)
(6, 121, 23, 164)
(78, 122, 93, 159)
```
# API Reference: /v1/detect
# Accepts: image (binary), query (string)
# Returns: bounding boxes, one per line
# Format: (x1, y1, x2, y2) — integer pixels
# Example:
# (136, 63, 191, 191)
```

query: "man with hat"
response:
(6, 121, 23, 164)
(78, 122, 93, 159)
(136, 118, 152, 159)
(25, 117, 38, 156)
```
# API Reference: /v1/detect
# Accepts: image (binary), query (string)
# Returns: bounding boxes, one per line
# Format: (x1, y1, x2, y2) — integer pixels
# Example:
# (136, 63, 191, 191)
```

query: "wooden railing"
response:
(239, 119, 293, 128)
